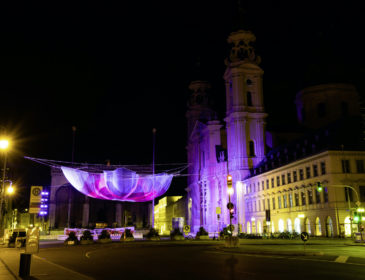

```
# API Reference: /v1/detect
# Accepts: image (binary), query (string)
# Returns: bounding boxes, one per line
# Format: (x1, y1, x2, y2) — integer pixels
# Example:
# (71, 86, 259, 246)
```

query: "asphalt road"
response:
(33, 242, 365, 280)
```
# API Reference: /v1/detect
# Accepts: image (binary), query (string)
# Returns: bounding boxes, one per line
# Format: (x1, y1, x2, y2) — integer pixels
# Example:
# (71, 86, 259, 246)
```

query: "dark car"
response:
(8, 229, 27, 248)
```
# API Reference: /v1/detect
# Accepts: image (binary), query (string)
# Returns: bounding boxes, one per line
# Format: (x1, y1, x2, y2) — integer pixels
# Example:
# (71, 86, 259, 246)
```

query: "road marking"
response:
(33, 255, 95, 280)
(335, 256, 349, 263)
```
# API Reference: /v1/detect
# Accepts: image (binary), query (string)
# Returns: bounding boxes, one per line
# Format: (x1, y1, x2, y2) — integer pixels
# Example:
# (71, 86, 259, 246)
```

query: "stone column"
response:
(82, 196, 89, 228)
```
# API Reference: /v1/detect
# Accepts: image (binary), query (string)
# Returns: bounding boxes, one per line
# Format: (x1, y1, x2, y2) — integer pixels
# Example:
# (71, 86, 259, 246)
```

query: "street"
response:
(2, 240, 365, 280)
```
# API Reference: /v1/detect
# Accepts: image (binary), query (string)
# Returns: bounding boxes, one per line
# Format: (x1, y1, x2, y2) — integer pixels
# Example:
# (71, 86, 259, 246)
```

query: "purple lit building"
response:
(186, 29, 267, 233)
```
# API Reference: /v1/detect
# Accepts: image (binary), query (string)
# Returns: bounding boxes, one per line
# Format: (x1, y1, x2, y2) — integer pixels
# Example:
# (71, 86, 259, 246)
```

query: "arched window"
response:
(326, 216, 333, 237)
(344, 216, 351, 237)
(249, 141, 255, 157)
(246, 79, 252, 85)
(247, 91, 253, 106)
(278, 219, 285, 232)
(315, 217, 322, 236)
(271, 221, 275, 233)
(257, 220, 262, 234)
(294, 218, 301, 233)
(247, 222, 251, 234)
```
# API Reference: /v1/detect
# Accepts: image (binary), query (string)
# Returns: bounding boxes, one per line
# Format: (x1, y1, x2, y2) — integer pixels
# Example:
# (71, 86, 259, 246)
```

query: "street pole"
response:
(152, 128, 156, 229)
(67, 126, 77, 229)
(0, 152, 7, 234)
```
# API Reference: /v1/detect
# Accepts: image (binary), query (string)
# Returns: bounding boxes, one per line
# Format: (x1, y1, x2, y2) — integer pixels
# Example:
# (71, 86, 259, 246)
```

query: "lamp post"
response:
(5, 181, 15, 230)
(0, 138, 9, 235)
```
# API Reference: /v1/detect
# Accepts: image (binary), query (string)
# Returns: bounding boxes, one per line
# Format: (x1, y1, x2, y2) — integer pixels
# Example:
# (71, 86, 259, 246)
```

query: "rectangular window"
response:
(262, 181, 265, 191)
(287, 173, 291, 184)
(359, 186, 365, 202)
(258, 200, 261, 211)
(266, 179, 269, 190)
(281, 174, 286, 185)
(306, 167, 311, 179)
(356, 160, 365, 173)
(320, 162, 326, 175)
(293, 171, 298, 182)
(299, 169, 304, 180)
(272, 197, 276, 209)
(254, 201, 256, 212)
(301, 192, 306, 205)
(271, 178, 275, 188)
(278, 196, 282, 209)
(324, 187, 328, 203)
(283, 195, 287, 208)
(289, 193, 293, 207)
(295, 193, 299, 206)
(246, 202, 249, 211)
(267, 198, 270, 210)
(315, 189, 321, 203)
(262, 199, 265, 210)
(257, 182, 259, 192)
(342, 160, 350, 173)
(276, 176, 280, 187)
(313, 164, 318, 177)
(308, 190, 313, 204)
(345, 187, 353, 202)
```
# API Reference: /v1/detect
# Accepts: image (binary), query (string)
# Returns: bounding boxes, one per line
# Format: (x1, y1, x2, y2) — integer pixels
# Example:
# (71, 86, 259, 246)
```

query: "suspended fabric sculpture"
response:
(61, 166, 173, 202)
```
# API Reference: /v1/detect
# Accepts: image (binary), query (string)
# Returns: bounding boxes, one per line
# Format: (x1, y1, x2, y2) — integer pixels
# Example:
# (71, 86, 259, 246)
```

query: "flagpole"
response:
(67, 126, 76, 229)
(152, 128, 156, 229)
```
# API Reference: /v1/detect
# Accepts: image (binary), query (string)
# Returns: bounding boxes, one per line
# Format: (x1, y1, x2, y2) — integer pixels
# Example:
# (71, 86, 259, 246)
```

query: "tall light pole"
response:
(0, 138, 9, 235)
(152, 128, 156, 229)
(67, 126, 77, 229)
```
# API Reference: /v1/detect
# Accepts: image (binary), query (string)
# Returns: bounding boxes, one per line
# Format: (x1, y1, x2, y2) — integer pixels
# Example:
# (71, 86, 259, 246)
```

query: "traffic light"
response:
(229, 208, 234, 219)
(354, 212, 360, 223)
(227, 175, 232, 187)
(316, 182, 323, 192)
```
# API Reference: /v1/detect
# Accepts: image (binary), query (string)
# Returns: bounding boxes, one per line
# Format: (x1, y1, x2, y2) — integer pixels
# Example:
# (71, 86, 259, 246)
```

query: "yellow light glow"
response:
(357, 208, 365, 213)
(227, 175, 232, 181)
(298, 214, 305, 218)
(251, 217, 255, 221)
(6, 185, 15, 195)
(227, 187, 234, 195)
(0, 139, 9, 150)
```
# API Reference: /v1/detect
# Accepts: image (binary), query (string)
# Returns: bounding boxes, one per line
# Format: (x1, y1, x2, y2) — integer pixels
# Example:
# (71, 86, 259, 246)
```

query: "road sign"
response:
(300, 232, 309, 242)
(29, 186, 43, 214)
(216, 207, 221, 214)
(183, 225, 190, 233)
(227, 202, 234, 209)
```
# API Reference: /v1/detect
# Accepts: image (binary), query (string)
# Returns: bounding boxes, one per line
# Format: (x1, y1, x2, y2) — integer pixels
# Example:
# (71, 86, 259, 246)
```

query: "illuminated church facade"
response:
(186, 28, 365, 237)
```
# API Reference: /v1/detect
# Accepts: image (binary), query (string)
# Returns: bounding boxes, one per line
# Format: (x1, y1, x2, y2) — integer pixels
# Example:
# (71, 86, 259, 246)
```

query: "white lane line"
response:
(33, 255, 95, 280)
(335, 256, 349, 263)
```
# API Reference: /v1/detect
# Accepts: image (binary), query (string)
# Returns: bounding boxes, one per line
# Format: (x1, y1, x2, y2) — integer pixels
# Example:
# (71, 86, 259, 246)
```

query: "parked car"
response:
(8, 229, 27, 248)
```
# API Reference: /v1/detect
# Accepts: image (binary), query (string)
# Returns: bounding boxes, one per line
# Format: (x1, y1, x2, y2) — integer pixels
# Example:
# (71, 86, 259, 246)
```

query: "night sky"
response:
(0, 1, 364, 206)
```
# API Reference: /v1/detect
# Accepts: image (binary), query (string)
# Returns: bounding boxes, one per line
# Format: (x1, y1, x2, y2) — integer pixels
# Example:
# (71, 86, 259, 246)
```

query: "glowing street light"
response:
(6, 185, 14, 195)
(0, 139, 9, 150)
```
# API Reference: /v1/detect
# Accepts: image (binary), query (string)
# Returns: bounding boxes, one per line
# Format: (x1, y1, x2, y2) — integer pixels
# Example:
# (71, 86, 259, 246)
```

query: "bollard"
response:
(19, 253, 31, 278)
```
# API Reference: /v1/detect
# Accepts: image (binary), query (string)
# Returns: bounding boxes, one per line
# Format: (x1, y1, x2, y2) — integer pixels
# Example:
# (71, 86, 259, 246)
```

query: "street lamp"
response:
(0, 138, 10, 235)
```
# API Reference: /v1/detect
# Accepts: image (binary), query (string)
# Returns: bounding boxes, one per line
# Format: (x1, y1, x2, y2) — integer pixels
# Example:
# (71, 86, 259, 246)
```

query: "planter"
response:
(121, 237, 135, 242)
(64, 240, 78, 246)
(80, 239, 94, 245)
(196, 235, 210, 240)
(147, 236, 160, 241)
(97, 238, 112, 244)
(171, 235, 185, 241)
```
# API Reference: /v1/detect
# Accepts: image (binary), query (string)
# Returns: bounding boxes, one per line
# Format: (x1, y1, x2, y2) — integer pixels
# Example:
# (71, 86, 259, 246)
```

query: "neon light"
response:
(61, 166, 173, 202)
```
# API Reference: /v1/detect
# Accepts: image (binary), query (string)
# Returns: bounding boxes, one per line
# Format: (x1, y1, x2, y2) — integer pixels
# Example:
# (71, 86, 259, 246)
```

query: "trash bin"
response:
(19, 253, 31, 278)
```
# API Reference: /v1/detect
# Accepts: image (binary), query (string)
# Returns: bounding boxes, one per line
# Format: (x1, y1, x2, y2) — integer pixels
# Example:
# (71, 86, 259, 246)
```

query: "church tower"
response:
(224, 30, 267, 181)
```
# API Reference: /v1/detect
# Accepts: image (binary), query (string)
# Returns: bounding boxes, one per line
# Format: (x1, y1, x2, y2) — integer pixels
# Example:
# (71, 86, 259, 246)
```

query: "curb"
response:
(216, 247, 324, 257)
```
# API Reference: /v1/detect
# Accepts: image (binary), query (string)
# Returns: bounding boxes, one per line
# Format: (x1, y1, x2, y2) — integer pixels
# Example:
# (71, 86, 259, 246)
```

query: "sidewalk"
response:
(0, 246, 94, 280)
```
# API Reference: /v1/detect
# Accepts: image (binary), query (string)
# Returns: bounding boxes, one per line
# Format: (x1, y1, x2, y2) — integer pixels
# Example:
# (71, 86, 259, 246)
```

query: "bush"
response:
(196, 227, 208, 236)
(220, 227, 230, 237)
(272, 231, 300, 239)
(238, 233, 262, 239)
(144, 228, 159, 238)
(80, 230, 93, 241)
(98, 230, 111, 240)
(65, 231, 79, 245)
(124, 229, 134, 238)
(170, 228, 183, 237)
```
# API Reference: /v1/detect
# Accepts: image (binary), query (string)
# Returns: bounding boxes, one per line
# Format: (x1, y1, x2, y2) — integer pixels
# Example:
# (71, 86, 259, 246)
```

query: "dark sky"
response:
(0, 1, 364, 203)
